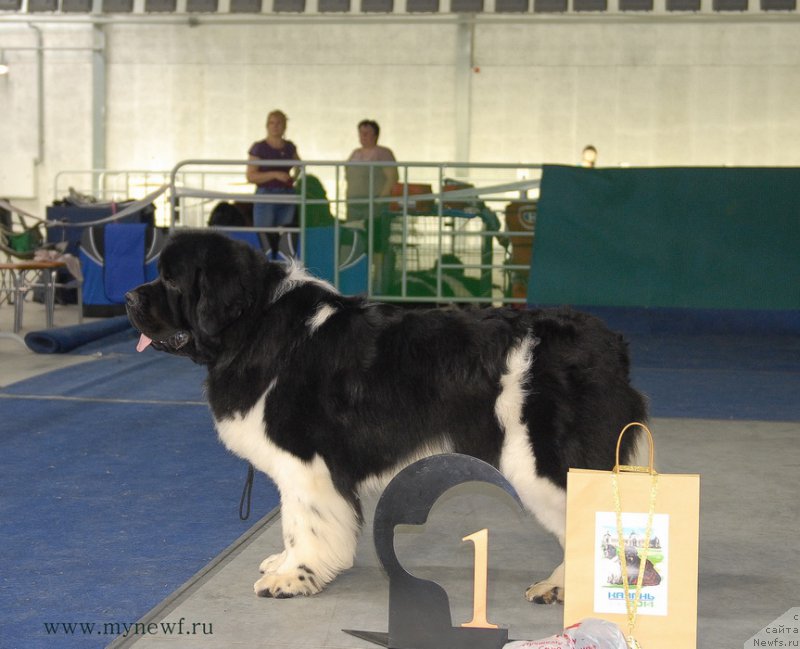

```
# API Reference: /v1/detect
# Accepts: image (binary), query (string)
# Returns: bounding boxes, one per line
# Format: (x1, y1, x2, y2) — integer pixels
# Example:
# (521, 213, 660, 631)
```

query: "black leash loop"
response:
(239, 463, 255, 521)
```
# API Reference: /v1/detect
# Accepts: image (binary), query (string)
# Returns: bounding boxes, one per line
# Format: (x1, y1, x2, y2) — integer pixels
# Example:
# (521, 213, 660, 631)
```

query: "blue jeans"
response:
(253, 186, 296, 228)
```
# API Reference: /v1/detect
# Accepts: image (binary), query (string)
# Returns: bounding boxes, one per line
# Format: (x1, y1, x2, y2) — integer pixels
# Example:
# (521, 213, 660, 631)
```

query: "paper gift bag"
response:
(563, 423, 700, 649)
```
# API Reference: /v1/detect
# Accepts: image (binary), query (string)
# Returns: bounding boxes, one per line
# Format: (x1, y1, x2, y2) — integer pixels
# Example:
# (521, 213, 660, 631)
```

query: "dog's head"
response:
(126, 231, 268, 364)
(602, 542, 617, 560)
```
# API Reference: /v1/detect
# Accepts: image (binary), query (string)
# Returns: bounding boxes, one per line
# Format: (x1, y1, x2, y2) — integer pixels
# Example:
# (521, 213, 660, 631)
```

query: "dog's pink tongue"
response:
(136, 334, 153, 352)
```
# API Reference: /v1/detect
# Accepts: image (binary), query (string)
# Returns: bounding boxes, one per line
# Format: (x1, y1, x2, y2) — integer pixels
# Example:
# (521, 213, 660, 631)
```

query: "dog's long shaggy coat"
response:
(126, 231, 647, 602)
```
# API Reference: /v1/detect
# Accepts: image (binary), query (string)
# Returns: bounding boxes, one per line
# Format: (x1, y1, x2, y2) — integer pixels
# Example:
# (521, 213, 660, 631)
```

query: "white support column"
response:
(454, 16, 473, 169)
(91, 23, 106, 196)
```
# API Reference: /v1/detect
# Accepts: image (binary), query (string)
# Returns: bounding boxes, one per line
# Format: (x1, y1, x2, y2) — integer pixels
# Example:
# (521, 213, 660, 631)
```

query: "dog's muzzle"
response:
(135, 329, 191, 353)
(125, 289, 191, 353)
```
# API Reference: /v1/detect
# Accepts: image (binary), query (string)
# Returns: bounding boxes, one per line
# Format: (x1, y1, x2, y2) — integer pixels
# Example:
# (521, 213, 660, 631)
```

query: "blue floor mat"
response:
(4, 349, 207, 403)
(579, 306, 800, 420)
(628, 331, 800, 421)
(635, 365, 800, 420)
(0, 348, 280, 649)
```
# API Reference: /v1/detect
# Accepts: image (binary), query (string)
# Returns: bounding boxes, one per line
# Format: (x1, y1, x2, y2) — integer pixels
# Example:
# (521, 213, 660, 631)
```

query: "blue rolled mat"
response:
(25, 316, 134, 354)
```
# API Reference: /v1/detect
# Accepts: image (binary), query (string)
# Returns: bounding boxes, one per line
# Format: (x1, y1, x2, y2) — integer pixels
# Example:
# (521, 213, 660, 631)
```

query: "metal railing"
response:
(169, 158, 540, 305)
(53, 168, 235, 227)
(55, 160, 542, 305)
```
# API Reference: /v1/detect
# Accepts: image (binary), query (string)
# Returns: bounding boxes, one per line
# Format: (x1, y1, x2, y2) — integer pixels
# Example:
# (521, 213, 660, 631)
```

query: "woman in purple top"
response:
(246, 110, 301, 233)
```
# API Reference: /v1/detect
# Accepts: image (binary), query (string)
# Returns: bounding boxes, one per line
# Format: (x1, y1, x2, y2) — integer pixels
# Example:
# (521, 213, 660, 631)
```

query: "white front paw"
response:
(259, 550, 287, 574)
(254, 564, 324, 598)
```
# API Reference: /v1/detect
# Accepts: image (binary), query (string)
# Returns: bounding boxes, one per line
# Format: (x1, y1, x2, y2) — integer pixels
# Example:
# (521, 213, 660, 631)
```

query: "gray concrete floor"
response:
(0, 300, 97, 386)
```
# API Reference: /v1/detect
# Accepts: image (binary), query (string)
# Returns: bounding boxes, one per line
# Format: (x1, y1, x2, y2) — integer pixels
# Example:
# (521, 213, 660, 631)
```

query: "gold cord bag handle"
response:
(614, 421, 655, 475)
(612, 421, 660, 649)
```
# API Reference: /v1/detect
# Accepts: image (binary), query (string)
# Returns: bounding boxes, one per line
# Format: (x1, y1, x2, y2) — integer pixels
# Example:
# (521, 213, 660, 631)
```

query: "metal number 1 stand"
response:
(344, 454, 523, 649)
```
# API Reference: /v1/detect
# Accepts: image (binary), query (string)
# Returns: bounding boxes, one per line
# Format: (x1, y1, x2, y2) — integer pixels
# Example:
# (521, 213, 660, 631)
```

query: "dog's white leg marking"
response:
(215, 387, 360, 598)
(217, 390, 359, 597)
(253, 454, 360, 598)
(495, 337, 567, 605)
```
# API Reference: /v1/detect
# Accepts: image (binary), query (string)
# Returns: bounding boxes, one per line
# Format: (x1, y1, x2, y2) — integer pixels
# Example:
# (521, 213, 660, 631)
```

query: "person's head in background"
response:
(581, 145, 598, 168)
(266, 110, 288, 141)
(358, 120, 381, 149)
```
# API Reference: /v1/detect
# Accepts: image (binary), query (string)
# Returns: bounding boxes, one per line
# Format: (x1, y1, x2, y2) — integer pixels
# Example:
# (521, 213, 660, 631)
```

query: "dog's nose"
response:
(125, 291, 139, 307)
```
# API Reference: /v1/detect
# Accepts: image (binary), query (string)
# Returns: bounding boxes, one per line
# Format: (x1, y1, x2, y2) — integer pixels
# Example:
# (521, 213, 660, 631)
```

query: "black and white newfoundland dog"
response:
(125, 231, 647, 604)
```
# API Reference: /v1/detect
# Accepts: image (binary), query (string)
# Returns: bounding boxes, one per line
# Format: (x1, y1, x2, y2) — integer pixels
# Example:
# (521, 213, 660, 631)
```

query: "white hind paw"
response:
(525, 580, 564, 605)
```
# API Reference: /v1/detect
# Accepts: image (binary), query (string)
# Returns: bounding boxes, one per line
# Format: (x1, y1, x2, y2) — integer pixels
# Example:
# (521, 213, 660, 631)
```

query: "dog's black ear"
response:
(195, 265, 253, 338)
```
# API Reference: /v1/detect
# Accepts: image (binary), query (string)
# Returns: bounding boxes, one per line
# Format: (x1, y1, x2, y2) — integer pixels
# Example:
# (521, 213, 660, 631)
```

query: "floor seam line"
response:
(0, 393, 207, 406)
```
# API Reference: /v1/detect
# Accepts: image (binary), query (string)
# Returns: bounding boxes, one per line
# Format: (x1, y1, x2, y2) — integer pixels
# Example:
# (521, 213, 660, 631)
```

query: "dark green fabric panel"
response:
(528, 165, 800, 309)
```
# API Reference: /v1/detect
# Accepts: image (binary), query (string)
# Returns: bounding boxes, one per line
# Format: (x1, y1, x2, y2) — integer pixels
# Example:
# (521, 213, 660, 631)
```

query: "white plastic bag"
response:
(503, 618, 628, 649)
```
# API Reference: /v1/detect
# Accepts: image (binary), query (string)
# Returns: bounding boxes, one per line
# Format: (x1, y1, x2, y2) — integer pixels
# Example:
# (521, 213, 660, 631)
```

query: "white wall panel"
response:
(0, 59, 37, 197)
(0, 26, 94, 200)
(105, 23, 458, 170)
(470, 22, 800, 166)
(43, 59, 94, 192)
(1, 19, 799, 215)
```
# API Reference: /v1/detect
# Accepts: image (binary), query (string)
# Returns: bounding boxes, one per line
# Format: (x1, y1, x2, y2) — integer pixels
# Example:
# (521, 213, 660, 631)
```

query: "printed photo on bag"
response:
(594, 512, 670, 617)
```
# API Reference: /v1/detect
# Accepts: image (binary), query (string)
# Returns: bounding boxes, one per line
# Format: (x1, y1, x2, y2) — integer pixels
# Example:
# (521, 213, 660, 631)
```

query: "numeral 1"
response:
(460, 528, 498, 629)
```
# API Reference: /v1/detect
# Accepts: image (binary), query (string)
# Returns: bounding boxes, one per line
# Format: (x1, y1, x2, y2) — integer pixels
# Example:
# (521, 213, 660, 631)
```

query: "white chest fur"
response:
(213, 383, 295, 486)
(212, 384, 342, 504)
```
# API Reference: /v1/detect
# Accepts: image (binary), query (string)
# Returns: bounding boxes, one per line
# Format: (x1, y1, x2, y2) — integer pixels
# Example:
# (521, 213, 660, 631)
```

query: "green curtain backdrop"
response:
(527, 165, 800, 310)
